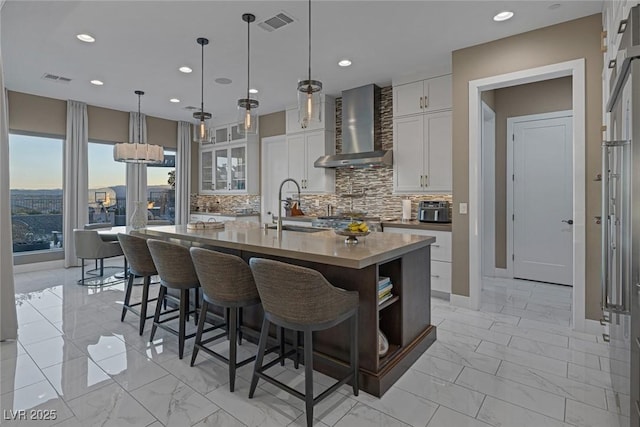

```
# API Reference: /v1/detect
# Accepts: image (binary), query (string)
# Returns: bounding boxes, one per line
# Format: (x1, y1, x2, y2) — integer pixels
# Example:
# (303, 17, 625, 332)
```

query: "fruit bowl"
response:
(334, 228, 370, 244)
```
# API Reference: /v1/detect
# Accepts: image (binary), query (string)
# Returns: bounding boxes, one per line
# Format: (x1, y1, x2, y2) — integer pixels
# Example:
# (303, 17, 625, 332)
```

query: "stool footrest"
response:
(196, 345, 256, 369)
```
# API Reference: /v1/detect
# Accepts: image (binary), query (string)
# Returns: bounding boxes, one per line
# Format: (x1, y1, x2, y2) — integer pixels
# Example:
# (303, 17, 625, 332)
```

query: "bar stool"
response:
(117, 233, 158, 335)
(146, 239, 200, 359)
(248, 258, 359, 427)
(189, 247, 263, 392)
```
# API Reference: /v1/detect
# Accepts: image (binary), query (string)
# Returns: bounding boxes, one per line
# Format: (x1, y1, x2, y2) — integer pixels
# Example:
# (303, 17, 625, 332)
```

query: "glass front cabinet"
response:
(199, 137, 258, 195)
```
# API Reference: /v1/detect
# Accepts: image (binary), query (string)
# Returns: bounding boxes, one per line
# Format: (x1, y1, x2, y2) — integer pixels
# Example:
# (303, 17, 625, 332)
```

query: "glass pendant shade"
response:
(192, 111, 212, 143)
(297, 0, 322, 127)
(297, 79, 322, 128)
(237, 98, 259, 136)
(113, 90, 164, 164)
(237, 13, 258, 137)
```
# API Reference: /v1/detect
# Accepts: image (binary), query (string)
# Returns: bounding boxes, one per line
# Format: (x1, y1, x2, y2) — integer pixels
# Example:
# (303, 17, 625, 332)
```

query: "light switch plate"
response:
(459, 203, 468, 214)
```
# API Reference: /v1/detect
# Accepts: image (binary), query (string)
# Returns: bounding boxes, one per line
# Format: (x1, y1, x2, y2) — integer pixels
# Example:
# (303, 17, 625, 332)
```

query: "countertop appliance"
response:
(311, 216, 381, 232)
(418, 200, 451, 223)
(603, 5, 639, 426)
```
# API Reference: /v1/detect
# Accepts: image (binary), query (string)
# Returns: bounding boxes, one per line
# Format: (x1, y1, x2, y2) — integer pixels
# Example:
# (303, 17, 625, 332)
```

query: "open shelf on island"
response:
(378, 343, 401, 368)
(378, 295, 400, 311)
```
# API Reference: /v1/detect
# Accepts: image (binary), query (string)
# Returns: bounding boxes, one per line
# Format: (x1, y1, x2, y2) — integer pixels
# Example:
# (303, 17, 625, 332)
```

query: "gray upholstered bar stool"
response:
(117, 233, 158, 335)
(73, 229, 125, 285)
(189, 247, 262, 392)
(249, 258, 359, 427)
(146, 239, 200, 359)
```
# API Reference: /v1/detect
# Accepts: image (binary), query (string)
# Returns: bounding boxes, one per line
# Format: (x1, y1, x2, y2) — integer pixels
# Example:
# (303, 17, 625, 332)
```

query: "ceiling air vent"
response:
(41, 73, 72, 83)
(258, 12, 294, 32)
(184, 106, 199, 111)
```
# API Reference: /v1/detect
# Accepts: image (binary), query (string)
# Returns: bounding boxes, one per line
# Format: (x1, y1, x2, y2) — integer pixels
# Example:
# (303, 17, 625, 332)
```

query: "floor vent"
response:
(41, 73, 72, 83)
(258, 12, 295, 32)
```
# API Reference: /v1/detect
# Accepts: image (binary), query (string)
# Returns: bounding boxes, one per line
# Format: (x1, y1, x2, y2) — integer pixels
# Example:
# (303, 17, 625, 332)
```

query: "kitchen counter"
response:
(134, 224, 436, 396)
(382, 219, 452, 232)
(190, 211, 260, 218)
(136, 225, 434, 269)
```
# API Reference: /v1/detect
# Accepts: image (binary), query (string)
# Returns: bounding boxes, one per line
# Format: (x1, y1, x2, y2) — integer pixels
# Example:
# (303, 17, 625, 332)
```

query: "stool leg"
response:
(81, 260, 85, 283)
(237, 308, 243, 345)
(194, 289, 200, 325)
(278, 327, 285, 366)
(184, 289, 190, 323)
(304, 330, 314, 427)
(178, 289, 187, 359)
(150, 286, 166, 342)
(139, 275, 151, 335)
(99, 258, 104, 277)
(351, 312, 359, 396)
(121, 272, 134, 322)
(294, 331, 301, 369)
(249, 317, 270, 399)
(229, 307, 238, 392)
(190, 300, 208, 367)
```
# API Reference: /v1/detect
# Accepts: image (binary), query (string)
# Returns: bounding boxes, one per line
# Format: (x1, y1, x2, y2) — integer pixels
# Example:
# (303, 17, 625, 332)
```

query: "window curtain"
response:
(63, 101, 89, 268)
(0, 0, 18, 339)
(175, 121, 191, 224)
(126, 112, 147, 224)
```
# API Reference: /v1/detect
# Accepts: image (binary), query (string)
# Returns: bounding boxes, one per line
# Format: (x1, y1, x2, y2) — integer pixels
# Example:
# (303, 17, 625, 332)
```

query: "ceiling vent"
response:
(41, 73, 72, 83)
(258, 12, 294, 32)
(184, 106, 199, 111)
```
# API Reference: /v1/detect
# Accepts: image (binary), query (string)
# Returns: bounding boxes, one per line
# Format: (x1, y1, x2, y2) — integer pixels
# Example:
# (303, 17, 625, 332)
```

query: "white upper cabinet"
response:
(393, 74, 452, 117)
(286, 130, 335, 194)
(285, 95, 336, 134)
(393, 111, 452, 193)
(213, 123, 245, 144)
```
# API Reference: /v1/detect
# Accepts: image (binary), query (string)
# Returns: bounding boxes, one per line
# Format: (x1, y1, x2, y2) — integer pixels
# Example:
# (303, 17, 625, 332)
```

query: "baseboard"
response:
(13, 259, 65, 274)
(493, 268, 510, 278)
(431, 290, 450, 301)
(450, 294, 472, 309)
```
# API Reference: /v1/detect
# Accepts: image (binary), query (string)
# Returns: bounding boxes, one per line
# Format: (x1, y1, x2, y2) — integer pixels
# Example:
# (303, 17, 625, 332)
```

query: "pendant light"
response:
(193, 37, 212, 143)
(237, 13, 258, 136)
(113, 90, 164, 164)
(297, 0, 322, 128)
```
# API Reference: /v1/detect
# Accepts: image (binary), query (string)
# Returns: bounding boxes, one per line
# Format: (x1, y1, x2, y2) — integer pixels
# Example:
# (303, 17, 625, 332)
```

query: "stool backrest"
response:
(249, 258, 358, 325)
(74, 229, 106, 259)
(146, 239, 199, 289)
(84, 223, 112, 230)
(190, 247, 259, 306)
(117, 233, 157, 277)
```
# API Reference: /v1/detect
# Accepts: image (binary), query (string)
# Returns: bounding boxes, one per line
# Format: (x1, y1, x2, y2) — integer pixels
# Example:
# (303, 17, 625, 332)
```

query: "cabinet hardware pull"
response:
(432, 244, 440, 248)
(602, 333, 610, 343)
(424, 174, 428, 187)
(420, 96, 423, 109)
(424, 96, 428, 109)
(636, 336, 640, 350)
(420, 175, 424, 187)
(431, 274, 440, 278)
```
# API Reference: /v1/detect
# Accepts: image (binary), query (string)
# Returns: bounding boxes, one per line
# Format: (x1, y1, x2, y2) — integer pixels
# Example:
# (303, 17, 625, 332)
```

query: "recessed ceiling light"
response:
(170, 98, 180, 103)
(215, 77, 232, 85)
(249, 88, 259, 94)
(90, 79, 104, 86)
(493, 11, 514, 22)
(76, 33, 95, 43)
(338, 59, 352, 67)
(179, 66, 192, 74)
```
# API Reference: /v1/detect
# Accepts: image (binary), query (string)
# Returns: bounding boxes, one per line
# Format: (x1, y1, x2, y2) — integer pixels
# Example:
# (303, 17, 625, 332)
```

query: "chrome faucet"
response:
(277, 178, 301, 233)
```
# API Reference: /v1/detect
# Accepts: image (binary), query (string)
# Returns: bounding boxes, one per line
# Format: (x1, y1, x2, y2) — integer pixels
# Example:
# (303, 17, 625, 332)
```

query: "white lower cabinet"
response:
(384, 226, 452, 294)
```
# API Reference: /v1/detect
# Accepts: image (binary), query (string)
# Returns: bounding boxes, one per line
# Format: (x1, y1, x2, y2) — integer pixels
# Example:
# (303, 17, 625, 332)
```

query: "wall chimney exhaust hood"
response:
(314, 84, 392, 168)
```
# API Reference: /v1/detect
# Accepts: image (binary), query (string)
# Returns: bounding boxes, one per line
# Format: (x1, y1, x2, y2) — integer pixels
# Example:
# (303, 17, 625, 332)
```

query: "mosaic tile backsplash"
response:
(195, 86, 452, 220)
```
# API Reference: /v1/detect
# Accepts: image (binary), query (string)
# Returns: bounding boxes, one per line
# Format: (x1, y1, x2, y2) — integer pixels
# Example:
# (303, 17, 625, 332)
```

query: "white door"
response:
(261, 136, 288, 223)
(512, 113, 573, 285)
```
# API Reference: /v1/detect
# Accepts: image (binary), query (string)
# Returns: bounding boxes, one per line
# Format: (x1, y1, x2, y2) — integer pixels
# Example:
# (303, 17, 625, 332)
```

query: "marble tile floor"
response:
(0, 262, 626, 426)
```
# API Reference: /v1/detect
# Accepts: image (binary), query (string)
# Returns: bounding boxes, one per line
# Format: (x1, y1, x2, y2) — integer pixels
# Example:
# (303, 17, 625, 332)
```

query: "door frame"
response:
(467, 59, 587, 332)
(506, 110, 573, 280)
(481, 101, 497, 278)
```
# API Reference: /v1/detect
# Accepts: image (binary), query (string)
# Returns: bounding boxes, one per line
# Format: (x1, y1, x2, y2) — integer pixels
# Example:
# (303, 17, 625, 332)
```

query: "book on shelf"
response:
(378, 293, 394, 305)
(378, 276, 391, 289)
(378, 282, 393, 297)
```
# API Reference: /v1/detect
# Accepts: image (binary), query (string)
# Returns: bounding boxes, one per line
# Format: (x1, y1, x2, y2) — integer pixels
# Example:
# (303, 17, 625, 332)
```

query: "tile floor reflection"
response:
(0, 260, 624, 426)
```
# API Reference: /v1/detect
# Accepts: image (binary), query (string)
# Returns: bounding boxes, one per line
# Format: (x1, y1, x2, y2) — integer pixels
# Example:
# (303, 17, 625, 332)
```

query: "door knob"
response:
(562, 219, 574, 225)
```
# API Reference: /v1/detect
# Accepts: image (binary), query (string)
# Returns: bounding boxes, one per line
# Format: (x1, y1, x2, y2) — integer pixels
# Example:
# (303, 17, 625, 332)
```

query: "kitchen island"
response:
(134, 225, 436, 396)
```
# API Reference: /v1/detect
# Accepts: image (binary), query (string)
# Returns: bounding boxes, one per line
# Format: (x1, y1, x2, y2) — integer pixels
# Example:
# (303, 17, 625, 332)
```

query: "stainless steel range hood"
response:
(314, 84, 392, 168)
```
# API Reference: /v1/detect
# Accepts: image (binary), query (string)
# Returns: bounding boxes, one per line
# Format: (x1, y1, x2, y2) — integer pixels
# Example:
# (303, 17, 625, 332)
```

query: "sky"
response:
(9, 134, 173, 190)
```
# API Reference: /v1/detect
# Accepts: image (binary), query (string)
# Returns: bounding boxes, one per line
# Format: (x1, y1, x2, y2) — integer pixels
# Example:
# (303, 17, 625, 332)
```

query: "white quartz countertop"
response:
(136, 225, 435, 269)
(190, 211, 260, 217)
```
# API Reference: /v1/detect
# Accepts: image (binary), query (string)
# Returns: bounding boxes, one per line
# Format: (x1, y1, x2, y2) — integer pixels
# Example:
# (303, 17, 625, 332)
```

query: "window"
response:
(9, 133, 63, 254)
(88, 142, 126, 225)
(147, 150, 175, 224)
